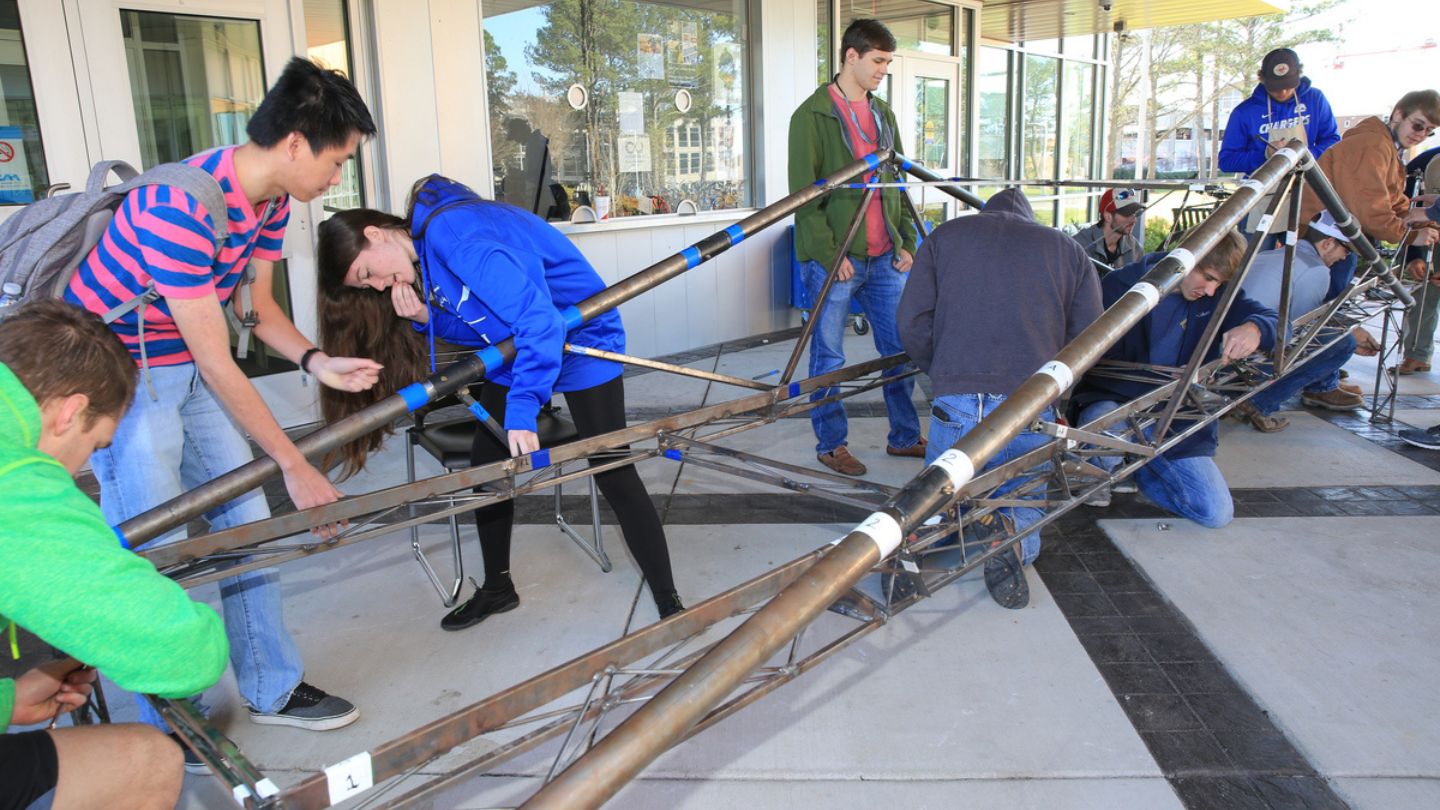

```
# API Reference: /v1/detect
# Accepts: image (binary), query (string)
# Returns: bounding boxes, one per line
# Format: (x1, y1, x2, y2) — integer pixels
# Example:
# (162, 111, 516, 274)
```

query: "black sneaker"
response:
(1399, 425, 1440, 450)
(441, 583, 520, 631)
(655, 591, 685, 619)
(168, 733, 209, 775)
(983, 545, 1030, 610)
(248, 682, 359, 731)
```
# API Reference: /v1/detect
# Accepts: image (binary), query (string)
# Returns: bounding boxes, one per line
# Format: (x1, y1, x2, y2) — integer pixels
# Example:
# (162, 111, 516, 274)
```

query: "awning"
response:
(980, 0, 1290, 43)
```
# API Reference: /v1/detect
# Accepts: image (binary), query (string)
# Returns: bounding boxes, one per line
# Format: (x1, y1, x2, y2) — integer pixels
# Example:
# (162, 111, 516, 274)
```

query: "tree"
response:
(486, 30, 520, 176)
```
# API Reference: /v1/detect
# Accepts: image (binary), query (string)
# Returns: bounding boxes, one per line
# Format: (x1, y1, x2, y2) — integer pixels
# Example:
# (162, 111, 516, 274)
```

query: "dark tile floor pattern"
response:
(1035, 510, 1354, 809)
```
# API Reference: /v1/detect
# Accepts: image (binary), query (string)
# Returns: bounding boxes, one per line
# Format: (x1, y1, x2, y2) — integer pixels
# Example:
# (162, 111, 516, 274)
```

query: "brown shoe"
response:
(1392, 358, 1432, 375)
(818, 445, 867, 476)
(1338, 381, 1363, 396)
(1233, 401, 1289, 433)
(886, 437, 927, 458)
(1300, 387, 1364, 411)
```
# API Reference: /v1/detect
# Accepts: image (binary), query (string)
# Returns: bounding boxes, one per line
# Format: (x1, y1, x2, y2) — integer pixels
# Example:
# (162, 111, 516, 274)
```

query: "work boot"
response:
(818, 446, 866, 476)
(886, 437, 927, 458)
(1300, 387, 1364, 411)
(1232, 401, 1290, 433)
(1392, 358, 1432, 375)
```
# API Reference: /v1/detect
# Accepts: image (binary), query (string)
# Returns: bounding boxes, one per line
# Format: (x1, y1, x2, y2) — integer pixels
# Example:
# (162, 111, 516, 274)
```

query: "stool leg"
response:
(409, 443, 466, 606)
(554, 465, 613, 573)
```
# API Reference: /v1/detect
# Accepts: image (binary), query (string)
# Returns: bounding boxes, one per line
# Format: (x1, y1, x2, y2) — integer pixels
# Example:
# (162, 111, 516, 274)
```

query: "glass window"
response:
(1024, 38, 1060, 56)
(842, 0, 953, 56)
(914, 75, 949, 168)
(1061, 62, 1094, 179)
(306, 0, 366, 211)
(1022, 54, 1057, 181)
(1062, 34, 1094, 59)
(978, 47, 1010, 179)
(119, 11, 265, 169)
(0, 0, 48, 204)
(817, 0, 831, 86)
(1059, 194, 1091, 233)
(484, 0, 750, 221)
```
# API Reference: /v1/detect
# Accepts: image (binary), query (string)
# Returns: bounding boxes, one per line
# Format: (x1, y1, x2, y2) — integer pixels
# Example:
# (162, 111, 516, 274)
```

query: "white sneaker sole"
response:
(248, 706, 360, 731)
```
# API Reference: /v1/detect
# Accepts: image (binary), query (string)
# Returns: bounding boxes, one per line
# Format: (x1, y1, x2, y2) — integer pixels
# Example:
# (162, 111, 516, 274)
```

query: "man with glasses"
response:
(1231, 212, 1381, 432)
(1072, 187, 1145, 273)
(1299, 90, 1440, 301)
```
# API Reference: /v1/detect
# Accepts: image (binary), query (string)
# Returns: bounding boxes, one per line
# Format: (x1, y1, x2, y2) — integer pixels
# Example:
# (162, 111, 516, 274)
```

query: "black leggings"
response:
(469, 375, 676, 598)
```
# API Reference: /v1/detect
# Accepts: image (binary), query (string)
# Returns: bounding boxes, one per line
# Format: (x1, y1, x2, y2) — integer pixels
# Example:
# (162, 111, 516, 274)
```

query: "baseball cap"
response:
(1307, 211, 1351, 244)
(1261, 48, 1302, 93)
(1101, 187, 1145, 217)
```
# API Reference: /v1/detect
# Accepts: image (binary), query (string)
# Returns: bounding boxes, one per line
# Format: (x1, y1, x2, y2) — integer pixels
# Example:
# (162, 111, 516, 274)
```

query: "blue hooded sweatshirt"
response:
(1073, 253, 1278, 460)
(1218, 78, 1339, 175)
(408, 175, 624, 432)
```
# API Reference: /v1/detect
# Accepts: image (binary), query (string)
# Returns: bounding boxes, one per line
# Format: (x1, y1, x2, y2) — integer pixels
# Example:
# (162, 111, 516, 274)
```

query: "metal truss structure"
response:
(97, 140, 1416, 808)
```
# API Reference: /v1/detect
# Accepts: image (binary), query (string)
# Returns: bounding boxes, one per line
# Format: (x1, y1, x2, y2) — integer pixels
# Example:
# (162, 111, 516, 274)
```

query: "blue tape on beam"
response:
(681, 246, 702, 269)
(561, 305, 583, 330)
(813, 179, 826, 186)
(788, 382, 801, 398)
(467, 402, 490, 423)
(900, 157, 915, 171)
(863, 154, 880, 170)
(478, 346, 504, 371)
(398, 382, 429, 412)
(664, 449, 683, 461)
(723, 224, 745, 246)
(113, 526, 131, 551)
(531, 449, 552, 468)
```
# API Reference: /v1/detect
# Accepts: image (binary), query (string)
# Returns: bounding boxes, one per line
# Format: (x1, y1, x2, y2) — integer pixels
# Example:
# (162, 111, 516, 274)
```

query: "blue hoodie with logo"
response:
(408, 175, 624, 433)
(1218, 78, 1340, 175)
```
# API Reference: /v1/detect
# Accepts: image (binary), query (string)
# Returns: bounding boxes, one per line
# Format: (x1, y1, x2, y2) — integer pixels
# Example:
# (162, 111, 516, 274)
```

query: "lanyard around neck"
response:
(832, 82, 885, 147)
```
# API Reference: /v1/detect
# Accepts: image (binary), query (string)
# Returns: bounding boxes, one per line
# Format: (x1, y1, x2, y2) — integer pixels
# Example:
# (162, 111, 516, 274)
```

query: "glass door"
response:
(891, 54, 961, 231)
(69, 0, 319, 427)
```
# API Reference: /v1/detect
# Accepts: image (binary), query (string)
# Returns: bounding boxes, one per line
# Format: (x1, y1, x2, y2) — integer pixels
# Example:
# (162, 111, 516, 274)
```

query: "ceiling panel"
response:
(980, 0, 1289, 43)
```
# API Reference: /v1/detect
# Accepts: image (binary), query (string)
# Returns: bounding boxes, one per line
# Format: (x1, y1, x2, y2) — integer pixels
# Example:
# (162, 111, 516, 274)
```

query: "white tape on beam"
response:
(1239, 179, 1266, 195)
(231, 781, 279, 804)
(1169, 248, 1197, 272)
(854, 511, 904, 556)
(1285, 230, 1298, 245)
(1255, 214, 1275, 233)
(1036, 360, 1074, 391)
(930, 448, 976, 489)
(1273, 146, 1298, 165)
(1126, 281, 1161, 308)
(326, 751, 374, 805)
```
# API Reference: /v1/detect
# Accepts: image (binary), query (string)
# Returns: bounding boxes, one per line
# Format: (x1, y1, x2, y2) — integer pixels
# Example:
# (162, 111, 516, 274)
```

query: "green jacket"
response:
(788, 83, 918, 265)
(0, 364, 226, 729)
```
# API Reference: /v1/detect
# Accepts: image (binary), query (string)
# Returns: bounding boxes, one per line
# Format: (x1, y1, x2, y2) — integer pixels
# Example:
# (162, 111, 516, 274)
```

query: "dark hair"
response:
(1199, 229, 1248, 281)
(839, 19, 896, 63)
(316, 208, 427, 478)
(0, 299, 135, 426)
(247, 57, 377, 152)
(1393, 90, 1440, 128)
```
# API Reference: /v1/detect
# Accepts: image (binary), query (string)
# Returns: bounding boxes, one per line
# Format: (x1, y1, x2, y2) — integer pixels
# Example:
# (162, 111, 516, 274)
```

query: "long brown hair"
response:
(317, 208, 428, 478)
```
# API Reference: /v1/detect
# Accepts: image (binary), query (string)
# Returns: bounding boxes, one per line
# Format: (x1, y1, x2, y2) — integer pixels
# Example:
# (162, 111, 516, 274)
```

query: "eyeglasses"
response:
(1406, 115, 1437, 138)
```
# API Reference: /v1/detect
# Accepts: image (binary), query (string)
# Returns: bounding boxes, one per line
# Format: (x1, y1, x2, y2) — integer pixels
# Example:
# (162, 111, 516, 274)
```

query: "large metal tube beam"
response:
(117, 152, 894, 545)
(893, 158, 987, 209)
(1299, 158, 1414, 306)
(522, 140, 1307, 810)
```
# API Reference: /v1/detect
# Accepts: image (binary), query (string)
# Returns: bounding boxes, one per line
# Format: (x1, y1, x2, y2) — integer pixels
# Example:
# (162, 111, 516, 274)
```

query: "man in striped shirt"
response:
(66, 57, 382, 734)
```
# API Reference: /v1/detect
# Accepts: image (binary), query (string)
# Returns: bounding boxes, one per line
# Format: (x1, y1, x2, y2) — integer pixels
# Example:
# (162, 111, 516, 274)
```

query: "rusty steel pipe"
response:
(522, 141, 1307, 810)
(117, 152, 894, 546)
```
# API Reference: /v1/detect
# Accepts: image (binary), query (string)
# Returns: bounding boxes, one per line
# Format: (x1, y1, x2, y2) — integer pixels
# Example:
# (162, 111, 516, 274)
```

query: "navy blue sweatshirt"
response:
(897, 189, 1101, 396)
(1073, 254, 1278, 460)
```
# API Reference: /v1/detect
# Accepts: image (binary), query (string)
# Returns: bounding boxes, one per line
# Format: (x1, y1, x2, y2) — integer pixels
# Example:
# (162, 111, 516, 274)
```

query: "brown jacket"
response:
(1299, 116, 1408, 243)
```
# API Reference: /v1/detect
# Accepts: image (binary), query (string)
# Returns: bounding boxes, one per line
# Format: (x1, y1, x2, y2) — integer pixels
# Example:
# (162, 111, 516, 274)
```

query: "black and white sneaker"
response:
(168, 733, 209, 775)
(1399, 425, 1440, 450)
(248, 682, 359, 731)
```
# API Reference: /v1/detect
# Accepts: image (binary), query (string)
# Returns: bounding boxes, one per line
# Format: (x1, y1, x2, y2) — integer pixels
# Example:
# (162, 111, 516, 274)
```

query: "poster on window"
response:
(637, 33, 664, 80)
(618, 91, 645, 135)
(712, 43, 742, 108)
(0, 127, 33, 204)
(618, 134, 652, 174)
(666, 21, 699, 87)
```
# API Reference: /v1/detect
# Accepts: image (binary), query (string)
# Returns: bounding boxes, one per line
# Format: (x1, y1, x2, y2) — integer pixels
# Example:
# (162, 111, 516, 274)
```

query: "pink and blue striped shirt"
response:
(65, 147, 290, 366)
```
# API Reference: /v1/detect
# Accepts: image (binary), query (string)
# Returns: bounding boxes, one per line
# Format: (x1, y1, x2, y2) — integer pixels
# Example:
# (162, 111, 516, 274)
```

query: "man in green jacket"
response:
(0, 300, 228, 810)
(789, 18, 923, 477)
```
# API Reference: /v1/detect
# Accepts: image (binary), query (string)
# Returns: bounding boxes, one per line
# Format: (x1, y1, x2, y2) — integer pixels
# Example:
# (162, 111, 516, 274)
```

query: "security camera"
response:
(1113, 19, 1127, 34)
(1100, 0, 1113, 11)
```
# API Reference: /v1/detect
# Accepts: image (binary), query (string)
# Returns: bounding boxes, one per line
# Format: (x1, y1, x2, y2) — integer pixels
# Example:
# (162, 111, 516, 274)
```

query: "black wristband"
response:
(300, 347, 321, 374)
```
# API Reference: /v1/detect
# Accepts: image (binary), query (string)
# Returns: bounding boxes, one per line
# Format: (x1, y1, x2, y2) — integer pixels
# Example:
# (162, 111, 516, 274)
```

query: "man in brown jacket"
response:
(1299, 90, 1440, 310)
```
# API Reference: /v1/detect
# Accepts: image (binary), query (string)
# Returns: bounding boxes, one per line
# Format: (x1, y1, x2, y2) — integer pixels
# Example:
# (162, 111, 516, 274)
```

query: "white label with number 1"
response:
(325, 751, 374, 804)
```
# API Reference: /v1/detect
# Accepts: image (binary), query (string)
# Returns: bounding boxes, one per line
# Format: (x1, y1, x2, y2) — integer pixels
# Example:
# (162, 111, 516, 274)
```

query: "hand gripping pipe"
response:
(521, 141, 1308, 810)
(115, 152, 895, 547)
(1298, 159, 1415, 306)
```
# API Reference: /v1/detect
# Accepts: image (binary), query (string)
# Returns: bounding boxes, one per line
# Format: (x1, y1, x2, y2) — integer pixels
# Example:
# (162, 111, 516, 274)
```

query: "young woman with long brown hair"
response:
(316, 175, 682, 630)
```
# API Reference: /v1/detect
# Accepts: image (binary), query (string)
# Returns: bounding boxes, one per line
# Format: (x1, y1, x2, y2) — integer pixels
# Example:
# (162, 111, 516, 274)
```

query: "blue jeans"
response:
(1078, 400, 1234, 528)
(92, 365, 304, 725)
(1249, 333, 1356, 415)
(926, 394, 1052, 564)
(803, 252, 921, 454)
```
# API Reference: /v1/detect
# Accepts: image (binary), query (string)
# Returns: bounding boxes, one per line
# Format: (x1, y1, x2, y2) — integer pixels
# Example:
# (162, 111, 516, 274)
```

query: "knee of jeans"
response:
(1191, 492, 1234, 528)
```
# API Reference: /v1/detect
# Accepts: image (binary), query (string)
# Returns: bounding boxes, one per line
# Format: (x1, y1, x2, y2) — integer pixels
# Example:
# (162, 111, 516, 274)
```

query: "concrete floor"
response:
(57, 327, 1440, 808)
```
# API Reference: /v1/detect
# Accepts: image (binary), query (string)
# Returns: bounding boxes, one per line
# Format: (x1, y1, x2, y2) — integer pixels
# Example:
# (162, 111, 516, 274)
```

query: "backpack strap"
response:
(86, 160, 140, 193)
(223, 197, 278, 360)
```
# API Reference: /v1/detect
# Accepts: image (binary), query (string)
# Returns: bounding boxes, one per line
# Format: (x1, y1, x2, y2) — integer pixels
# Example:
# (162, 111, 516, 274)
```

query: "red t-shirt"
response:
(828, 84, 892, 257)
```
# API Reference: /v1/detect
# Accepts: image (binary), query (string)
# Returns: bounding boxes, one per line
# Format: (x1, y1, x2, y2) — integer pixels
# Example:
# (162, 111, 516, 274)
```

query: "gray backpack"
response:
(0, 159, 230, 321)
